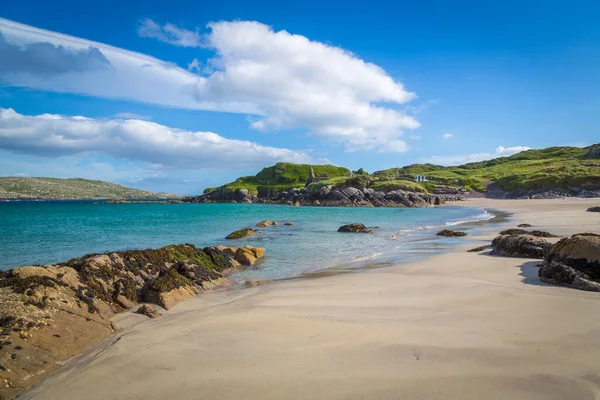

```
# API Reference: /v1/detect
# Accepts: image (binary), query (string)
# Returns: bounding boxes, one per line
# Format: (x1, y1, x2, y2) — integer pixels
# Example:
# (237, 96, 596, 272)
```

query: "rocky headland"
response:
(0, 243, 264, 398)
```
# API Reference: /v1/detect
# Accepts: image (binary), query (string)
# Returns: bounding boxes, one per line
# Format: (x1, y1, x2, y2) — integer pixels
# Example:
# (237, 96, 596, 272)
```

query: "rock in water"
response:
(136, 304, 161, 319)
(491, 234, 552, 259)
(226, 228, 259, 239)
(587, 207, 600, 213)
(256, 220, 272, 227)
(337, 223, 373, 233)
(284, 222, 294, 226)
(437, 229, 467, 237)
(538, 233, 600, 291)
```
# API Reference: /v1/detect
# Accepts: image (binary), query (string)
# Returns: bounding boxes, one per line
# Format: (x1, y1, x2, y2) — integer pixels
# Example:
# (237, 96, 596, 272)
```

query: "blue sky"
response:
(0, 0, 598, 194)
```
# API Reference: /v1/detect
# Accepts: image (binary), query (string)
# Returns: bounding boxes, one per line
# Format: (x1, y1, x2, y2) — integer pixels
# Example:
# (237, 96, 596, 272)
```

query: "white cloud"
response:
(137, 19, 203, 47)
(0, 17, 418, 153)
(0, 108, 315, 170)
(422, 145, 531, 166)
(113, 112, 151, 120)
(443, 133, 453, 140)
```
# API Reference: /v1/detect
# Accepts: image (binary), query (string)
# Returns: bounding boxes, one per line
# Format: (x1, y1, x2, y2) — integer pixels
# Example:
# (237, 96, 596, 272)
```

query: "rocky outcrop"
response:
(256, 220, 278, 227)
(538, 233, 600, 291)
(437, 229, 467, 237)
(499, 229, 557, 238)
(491, 234, 552, 259)
(184, 185, 463, 208)
(0, 243, 264, 397)
(136, 304, 161, 319)
(338, 224, 373, 233)
(226, 228, 259, 239)
(587, 207, 600, 213)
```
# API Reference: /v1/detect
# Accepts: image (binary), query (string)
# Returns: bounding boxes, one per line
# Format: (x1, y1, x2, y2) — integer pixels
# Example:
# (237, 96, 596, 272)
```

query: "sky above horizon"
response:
(0, 0, 598, 194)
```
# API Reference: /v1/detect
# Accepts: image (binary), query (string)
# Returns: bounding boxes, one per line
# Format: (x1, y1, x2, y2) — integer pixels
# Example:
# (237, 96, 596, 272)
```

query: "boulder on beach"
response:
(491, 234, 552, 259)
(437, 229, 467, 237)
(499, 228, 557, 238)
(467, 246, 488, 252)
(136, 304, 161, 319)
(538, 233, 600, 291)
(337, 223, 373, 233)
(234, 246, 266, 266)
(587, 207, 600, 213)
(226, 228, 259, 239)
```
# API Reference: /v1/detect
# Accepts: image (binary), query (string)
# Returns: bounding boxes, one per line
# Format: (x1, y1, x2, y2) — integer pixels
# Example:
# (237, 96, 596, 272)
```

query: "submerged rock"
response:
(284, 222, 294, 226)
(337, 223, 373, 233)
(538, 234, 600, 291)
(491, 234, 552, 259)
(437, 229, 467, 237)
(226, 228, 259, 239)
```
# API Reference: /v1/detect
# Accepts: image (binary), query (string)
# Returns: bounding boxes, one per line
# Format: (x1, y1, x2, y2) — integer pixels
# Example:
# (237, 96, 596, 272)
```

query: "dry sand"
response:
(21, 198, 600, 400)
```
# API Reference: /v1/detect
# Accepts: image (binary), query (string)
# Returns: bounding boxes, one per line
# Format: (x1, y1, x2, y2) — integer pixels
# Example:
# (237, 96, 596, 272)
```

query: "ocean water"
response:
(0, 201, 494, 282)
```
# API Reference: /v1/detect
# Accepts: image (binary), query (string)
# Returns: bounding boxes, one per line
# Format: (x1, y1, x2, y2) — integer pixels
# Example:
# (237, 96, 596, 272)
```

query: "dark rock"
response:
(587, 207, 600, 213)
(337, 224, 373, 233)
(226, 228, 259, 240)
(136, 304, 161, 319)
(499, 228, 557, 238)
(284, 222, 294, 226)
(491, 234, 552, 259)
(538, 234, 600, 291)
(437, 229, 467, 237)
(467, 246, 488, 252)
(517, 224, 533, 228)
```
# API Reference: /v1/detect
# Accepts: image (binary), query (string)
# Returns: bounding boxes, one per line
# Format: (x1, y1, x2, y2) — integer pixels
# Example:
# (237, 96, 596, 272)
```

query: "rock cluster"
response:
(185, 186, 463, 208)
(337, 224, 373, 233)
(499, 228, 557, 238)
(437, 229, 467, 237)
(0, 243, 265, 396)
(538, 233, 600, 291)
(491, 234, 552, 259)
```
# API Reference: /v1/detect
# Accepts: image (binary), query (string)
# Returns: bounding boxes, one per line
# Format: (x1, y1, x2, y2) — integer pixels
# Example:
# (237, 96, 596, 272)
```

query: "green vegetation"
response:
(205, 162, 351, 195)
(0, 177, 177, 199)
(373, 144, 600, 193)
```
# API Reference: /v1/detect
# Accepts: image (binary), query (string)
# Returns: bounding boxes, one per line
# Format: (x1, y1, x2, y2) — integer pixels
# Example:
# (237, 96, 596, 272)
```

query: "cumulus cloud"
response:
(443, 133, 453, 140)
(0, 32, 111, 76)
(0, 17, 418, 153)
(422, 145, 531, 166)
(0, 108, 314, 169)
(137, 19, 203, 47)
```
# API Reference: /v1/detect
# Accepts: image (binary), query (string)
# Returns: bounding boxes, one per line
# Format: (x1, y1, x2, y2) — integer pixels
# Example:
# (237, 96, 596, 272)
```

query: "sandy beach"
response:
(21, 198, 600, 400)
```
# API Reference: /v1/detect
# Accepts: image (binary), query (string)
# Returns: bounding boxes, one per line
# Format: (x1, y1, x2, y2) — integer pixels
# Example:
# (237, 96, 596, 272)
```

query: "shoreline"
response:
(14, 198, 600, 399)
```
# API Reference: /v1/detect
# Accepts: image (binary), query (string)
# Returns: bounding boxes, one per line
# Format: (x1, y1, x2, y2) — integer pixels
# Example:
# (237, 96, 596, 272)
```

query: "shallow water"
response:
(0, 201, 493, 281)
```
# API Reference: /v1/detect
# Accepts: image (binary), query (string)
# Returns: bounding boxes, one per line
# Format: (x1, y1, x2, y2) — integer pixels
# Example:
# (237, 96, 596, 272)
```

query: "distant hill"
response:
(0, 177, 178, 200)
(201, 144, 600, 199)
(373, 144, 600, 193)
(203, 162, 351, 196)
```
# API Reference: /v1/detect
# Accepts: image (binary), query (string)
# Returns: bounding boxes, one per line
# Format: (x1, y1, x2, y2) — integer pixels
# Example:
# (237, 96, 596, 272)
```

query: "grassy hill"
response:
(0, 177, 177, 199)
(204, 163, 351, 196)
(204, 144, 600, 197)
(373, 144, 600, 193)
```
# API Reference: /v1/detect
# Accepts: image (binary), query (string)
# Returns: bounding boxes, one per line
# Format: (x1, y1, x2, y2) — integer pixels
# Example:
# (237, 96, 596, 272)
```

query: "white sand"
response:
(22, 199, 600, 400)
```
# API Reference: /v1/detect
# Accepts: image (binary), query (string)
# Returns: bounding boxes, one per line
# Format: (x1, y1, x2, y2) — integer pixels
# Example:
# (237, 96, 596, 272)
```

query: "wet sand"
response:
(21, 198, 600, 400)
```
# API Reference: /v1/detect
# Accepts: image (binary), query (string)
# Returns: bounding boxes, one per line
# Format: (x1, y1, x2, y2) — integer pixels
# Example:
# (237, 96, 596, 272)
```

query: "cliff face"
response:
(184, 185, 464, 207)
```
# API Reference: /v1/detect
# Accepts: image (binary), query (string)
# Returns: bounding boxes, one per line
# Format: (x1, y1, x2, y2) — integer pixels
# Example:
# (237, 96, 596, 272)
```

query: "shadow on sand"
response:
(519, 261, 554, 287)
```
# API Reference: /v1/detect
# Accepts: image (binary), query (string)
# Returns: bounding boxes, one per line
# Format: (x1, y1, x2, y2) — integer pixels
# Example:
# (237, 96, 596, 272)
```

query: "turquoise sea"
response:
(0, 201, 494, 282)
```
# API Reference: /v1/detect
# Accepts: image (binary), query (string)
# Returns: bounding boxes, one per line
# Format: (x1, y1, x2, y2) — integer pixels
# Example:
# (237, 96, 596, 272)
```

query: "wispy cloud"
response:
(0, 108, 315, 170)
(137, 19, 203, 47)
(0, 17, 419, 153)
(113, 112, 151, 120)
(443, 133, 453, 140)
(422, 145, 531, 165)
